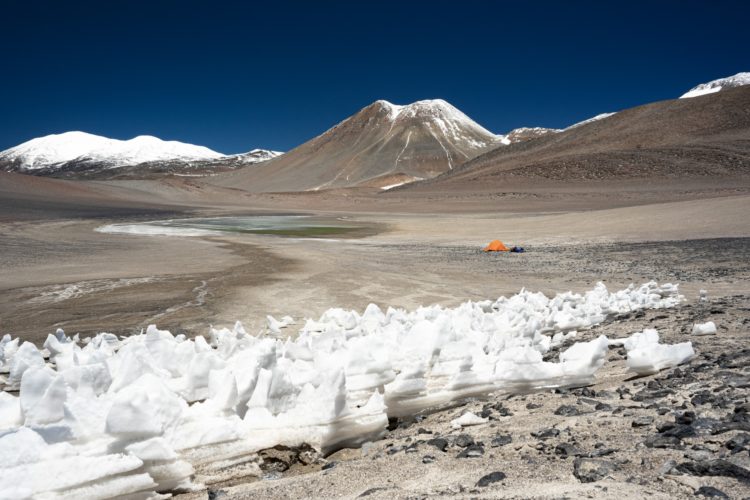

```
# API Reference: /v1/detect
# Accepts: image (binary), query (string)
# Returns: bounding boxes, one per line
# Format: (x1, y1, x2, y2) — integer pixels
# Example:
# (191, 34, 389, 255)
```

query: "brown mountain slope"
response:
(209, 99, 503, 193)
(396, 86, 750, 193)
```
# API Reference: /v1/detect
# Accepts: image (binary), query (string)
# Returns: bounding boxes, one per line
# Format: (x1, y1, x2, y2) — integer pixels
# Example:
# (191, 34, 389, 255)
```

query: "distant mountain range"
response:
(0, 132, 281, 179)
(1, 72, 747, 184)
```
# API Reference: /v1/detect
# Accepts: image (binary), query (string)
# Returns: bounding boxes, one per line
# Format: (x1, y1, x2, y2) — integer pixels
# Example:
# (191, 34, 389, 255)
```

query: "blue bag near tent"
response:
(510, 246, 525, 253)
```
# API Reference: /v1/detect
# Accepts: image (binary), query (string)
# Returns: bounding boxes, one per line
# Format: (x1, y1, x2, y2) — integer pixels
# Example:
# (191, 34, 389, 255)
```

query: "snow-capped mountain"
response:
(0, 131, 223, 170)
(680, 72, 750, 99)
(211, 98, 504, 192)
(0, 131, 282, 179)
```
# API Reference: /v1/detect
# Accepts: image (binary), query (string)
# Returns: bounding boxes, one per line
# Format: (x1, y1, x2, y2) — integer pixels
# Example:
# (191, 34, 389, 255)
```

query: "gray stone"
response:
(573, 458, 618, 483)
(476, 471, 506, 487)
(632, 416, 655, 427)
(454, 434, 475, 448)
(457, 444, 485, 458)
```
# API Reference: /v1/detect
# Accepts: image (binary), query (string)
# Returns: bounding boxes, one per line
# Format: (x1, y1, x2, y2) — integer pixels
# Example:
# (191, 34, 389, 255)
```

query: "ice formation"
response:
(0, 282, 686, 497)
(691, 321, 717, 336)
(613, 328, 695, 375)
(451, 411, 488, 429)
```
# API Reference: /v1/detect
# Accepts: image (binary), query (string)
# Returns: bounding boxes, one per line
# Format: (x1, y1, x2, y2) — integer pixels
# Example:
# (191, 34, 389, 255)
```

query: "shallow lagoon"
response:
(97, 215, 370, 238)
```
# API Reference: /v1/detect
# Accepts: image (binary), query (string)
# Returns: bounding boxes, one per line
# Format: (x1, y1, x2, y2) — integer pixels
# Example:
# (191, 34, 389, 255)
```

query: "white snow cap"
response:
(680, 72, 750, 99)
(375, 99, 503, 146)
(0, 131, 224, 170)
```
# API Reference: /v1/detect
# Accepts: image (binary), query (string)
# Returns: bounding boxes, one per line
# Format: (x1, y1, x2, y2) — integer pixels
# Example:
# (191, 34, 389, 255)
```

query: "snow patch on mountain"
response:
(565, 112, 617, 130)
(226, 149, 284, 164)
(505, 127, 562, 143)
(680, 72, 750, 99)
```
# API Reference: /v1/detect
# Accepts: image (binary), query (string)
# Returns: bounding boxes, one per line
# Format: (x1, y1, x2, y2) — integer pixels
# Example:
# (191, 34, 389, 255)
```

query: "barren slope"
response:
(209, 99, 502, 193)
(398, 86, 750, 194)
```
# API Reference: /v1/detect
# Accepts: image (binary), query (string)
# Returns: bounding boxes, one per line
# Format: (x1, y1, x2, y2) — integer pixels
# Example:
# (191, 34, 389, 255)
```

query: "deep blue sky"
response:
(1, 1, 748, 154)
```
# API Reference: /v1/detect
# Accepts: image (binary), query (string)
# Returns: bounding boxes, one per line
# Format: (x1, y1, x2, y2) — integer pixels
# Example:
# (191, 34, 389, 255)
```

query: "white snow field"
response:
(0, 282, 692, 498)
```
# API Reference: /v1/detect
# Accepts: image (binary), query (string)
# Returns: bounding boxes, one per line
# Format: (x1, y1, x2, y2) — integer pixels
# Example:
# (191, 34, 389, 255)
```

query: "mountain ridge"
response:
(208, 98, 504, 192)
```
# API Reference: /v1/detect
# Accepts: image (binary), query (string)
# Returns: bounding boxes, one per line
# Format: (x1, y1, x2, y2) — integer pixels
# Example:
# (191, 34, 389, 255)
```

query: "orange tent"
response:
(483, 240, 509, 252)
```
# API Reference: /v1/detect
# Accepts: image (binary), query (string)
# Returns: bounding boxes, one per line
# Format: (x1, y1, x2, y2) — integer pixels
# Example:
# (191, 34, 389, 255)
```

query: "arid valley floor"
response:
(1, 172, 750, 498)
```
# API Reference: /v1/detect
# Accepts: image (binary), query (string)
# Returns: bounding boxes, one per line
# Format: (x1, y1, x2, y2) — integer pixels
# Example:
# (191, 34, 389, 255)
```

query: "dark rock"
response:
(595, 402, 614, 412)
(417, 428, 433, 435)
(555, 405, 582, 416)
(526, 402, 542, 410)
(691, 391, 714, 406)
(531, 428, 560, 440)
(579, 387, 596, 398)
(454, 434, 475, 448)
(573, 458, 618, 483)
(661, 424, 696, 439)
(457, 444, 485, 458)
(490, 434, 512, 447)
(422, 455, 435, 464)
(724, 433, 750, 452)
(644, 435, 684, 449)
(208, 490, 228, 500)
(677, 412, 696, 425)
(555, 443, 584, 458)
(427, 438, 449, 452)
(259, 446, 296, 473)
(297, 443, 320, 465)
(405, 443, 419, 453)
(632, 416, 655, 427)
(694, 486, 729, 498)
(322, 461, 336, 470)
(476, 471, 506, 487)
(493, 403, 513, 416)
(386, 417, 400, 431)
(675, 459, 750, 483)
(589, 447, 617, 457)
(480, 408, 492, 418)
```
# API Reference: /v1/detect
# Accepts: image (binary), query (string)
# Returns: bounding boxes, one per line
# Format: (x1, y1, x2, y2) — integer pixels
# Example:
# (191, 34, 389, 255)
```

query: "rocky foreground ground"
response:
(175, 292, 750, 499)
